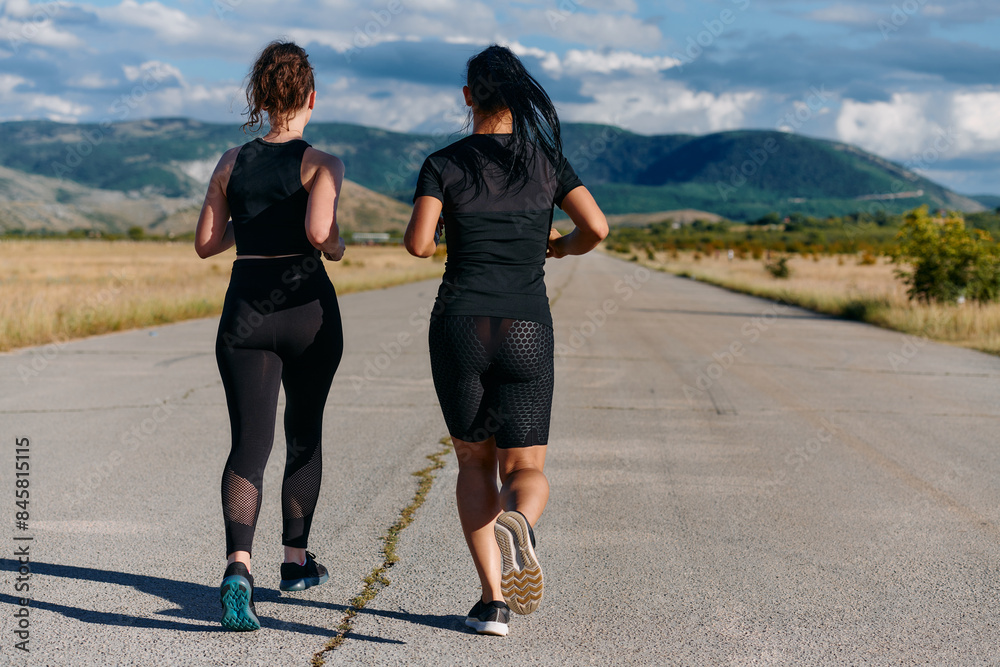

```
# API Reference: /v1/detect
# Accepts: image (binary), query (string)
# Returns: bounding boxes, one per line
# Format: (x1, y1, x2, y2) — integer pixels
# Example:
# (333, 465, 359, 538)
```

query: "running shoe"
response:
(465, 599, 510, 636)
(279, 551, 329, 592)
(494, 510, 543, 615)
(220, 562, 260, 631)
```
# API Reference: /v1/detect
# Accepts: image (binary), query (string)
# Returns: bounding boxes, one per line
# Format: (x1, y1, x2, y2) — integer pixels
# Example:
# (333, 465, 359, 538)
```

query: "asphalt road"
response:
(2, 251, 999, 666)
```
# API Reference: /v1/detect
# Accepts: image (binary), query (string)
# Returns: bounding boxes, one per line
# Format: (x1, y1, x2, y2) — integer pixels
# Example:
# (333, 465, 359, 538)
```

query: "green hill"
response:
(562, 127, 983, 219)
(0, 118, 984, 230)
(972, 194, 1000, 209)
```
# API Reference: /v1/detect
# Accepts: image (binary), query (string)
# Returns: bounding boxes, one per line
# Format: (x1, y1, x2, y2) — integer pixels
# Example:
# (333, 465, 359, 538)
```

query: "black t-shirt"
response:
(414, 134, 583, 327)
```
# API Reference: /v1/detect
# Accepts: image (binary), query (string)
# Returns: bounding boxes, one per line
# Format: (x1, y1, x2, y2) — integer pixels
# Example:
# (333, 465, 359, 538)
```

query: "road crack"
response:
(311, 437, 453, 665)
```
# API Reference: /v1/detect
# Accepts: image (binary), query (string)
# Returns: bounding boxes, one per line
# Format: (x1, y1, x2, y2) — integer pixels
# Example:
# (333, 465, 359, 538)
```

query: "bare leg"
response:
(227, 550, 251, 571)
(498, 445, 549, 527)
(454, 436, 504, 603)
(283, 546, 306, 564)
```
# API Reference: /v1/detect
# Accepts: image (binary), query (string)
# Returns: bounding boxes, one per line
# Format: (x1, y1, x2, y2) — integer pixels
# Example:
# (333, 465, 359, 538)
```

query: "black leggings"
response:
(215, 255, 343, 556)
(428, 316, 554, 449)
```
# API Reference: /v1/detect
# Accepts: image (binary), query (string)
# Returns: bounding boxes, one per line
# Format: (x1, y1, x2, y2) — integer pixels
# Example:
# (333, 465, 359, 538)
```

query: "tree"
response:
(891, 206, 1000, 303)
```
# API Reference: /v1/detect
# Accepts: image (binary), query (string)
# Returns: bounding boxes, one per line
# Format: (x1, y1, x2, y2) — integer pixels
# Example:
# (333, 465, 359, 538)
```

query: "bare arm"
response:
(405, 196, 444, 258)
(547, 186, 609, 258)
(304, 154, 346, 260)
(194, 148, 239, 258)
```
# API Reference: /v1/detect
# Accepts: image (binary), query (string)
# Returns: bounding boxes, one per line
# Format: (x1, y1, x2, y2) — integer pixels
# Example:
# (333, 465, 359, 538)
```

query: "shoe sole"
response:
(279, 571, 329, 592)
(464, 617, 509, 636)
(494, 511, 543, 615)
(220, 575, 260, 631)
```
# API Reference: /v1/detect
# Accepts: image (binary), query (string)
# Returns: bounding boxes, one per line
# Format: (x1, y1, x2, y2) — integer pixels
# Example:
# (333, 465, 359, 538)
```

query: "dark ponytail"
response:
(462, 44, 562, 194)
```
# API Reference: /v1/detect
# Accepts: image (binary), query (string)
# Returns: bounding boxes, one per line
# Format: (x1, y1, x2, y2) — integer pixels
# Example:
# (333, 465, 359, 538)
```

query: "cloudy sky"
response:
(1, 0, 999, 194)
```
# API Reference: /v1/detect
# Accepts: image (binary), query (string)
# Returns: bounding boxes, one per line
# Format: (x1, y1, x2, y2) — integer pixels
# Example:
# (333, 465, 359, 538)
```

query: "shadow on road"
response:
(1, 560, 464, 640)
(634, 307, 829, 320)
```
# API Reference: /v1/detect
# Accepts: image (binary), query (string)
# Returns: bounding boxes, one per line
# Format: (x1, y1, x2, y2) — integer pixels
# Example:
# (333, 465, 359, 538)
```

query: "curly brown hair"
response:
(242, 41, 315, 134)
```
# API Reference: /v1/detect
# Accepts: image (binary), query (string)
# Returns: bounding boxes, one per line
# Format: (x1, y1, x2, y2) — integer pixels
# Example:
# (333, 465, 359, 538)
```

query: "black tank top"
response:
(226, 138, 315, 256)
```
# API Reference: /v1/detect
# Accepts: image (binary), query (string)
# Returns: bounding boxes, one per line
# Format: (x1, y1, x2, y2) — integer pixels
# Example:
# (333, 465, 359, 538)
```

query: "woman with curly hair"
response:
(195, 40, 346, 631)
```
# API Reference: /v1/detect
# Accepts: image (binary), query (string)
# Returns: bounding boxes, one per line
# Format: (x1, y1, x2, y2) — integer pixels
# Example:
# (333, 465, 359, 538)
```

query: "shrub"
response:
(857, 250, 878, 266)
(891, 206, 1000, 304)
(765, 256, 791, 279)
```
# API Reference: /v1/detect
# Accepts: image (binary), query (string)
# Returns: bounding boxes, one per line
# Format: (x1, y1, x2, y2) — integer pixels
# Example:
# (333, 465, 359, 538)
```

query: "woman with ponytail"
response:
(195, 40, 345, 631)
(405, 44, 608, 636)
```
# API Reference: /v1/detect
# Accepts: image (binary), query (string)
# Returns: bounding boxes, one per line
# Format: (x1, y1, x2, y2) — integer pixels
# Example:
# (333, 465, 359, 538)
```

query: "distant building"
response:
(350, 232, 392, 245)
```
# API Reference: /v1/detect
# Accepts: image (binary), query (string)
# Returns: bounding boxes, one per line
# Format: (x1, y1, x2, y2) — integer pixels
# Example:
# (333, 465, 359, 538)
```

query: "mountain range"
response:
(0, 118, 988, 235)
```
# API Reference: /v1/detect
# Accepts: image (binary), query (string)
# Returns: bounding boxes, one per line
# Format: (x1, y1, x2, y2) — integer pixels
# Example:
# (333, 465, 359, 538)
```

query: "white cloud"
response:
(837, 94, 944, 158)
(0, 15, 86, 50)
(0, 72, 89, 121)
(560, 49, 680, 75)
(2, 0, 46, 19)
(123, 60, 183, 85)
(314, 76, 465, 133)
(804, 4, 878, 25)
(836, 90, 1000, 161)
(951, 91, 1000, 147)
(561, 76, 760, 135)
(518, 9, 662, 50)
(26, 92, 88, 118)
(506, 41, 562, 74)
(99, 0, 202, 44)
(506, 42, 679, 77)
(69, 73, 120, 89)
(0, 72, 27, 94)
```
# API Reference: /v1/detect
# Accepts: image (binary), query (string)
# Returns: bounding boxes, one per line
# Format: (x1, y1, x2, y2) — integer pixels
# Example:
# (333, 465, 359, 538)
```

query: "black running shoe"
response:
(465, 599, 510, 636)
(220, 562, 260, 631)
(494, 510, 543, 615)
(279, 551, 329, 592)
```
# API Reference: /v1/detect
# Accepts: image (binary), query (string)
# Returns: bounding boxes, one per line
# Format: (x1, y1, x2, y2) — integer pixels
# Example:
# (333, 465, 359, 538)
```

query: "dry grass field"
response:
(627, 249, 1000, 355)
(0, 240, 445, 352)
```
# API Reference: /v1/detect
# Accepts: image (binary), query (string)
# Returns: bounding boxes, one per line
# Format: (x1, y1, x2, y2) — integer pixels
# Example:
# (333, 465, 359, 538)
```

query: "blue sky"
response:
(2, 0, 999, 194)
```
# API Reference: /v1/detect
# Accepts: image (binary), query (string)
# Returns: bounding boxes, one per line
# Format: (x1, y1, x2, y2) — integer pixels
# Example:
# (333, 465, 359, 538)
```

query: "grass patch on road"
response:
(616, 249, 1000, 355)
(312, 438, 453, 665)
(0, 240, 444, 352)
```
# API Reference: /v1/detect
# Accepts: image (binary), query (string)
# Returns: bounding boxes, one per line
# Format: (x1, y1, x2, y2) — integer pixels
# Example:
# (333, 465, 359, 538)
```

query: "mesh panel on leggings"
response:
(282, 448, 322, 519)
(222, 468, 259, 526)
(428, 316, 554, 449)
